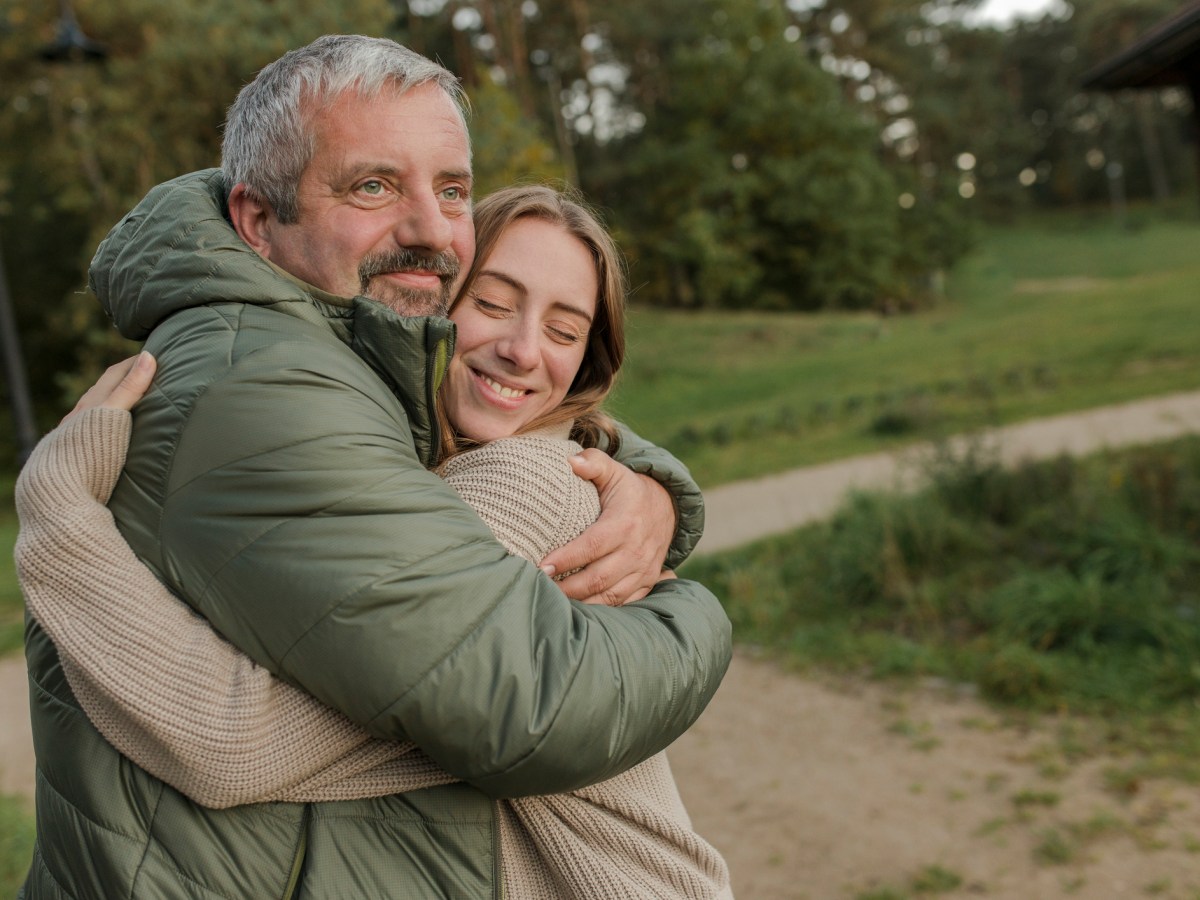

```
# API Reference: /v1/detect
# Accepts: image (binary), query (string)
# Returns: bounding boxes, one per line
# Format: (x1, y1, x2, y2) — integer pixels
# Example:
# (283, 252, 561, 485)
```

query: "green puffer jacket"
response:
(21, 169, 731, 899)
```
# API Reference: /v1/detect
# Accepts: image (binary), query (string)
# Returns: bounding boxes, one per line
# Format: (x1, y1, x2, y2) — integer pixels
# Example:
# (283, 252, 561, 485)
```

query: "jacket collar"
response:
(89, 168, 456, 466)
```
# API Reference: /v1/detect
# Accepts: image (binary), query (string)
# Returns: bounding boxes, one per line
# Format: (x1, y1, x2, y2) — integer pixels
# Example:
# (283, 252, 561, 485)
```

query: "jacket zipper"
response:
(282, 805, 311, 899)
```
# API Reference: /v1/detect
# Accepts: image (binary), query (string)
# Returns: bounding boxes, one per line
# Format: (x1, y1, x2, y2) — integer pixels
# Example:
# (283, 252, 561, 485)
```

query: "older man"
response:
(22, 35, 729, 899)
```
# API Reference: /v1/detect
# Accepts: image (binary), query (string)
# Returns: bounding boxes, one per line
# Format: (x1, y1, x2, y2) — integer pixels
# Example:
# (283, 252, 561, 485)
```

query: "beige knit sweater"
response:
(16, 409, 731, 900)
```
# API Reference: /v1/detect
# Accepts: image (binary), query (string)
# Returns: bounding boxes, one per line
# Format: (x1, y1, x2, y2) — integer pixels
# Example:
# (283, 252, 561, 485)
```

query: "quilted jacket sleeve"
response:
(128, 329, 731, 799)
(611, 424, 705, 569)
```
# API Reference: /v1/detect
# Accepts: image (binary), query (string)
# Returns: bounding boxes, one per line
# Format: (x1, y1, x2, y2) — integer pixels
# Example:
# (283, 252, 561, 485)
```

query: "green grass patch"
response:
(911, 864, 964, 893)
(0, 793, 33, 896)
(1011, 789, 1061, 810)
(682, 436, 1200, 770)
(612, 215, 1200, 486)
(855, 888, 910, 900)
(1033, 827, 1077, 865)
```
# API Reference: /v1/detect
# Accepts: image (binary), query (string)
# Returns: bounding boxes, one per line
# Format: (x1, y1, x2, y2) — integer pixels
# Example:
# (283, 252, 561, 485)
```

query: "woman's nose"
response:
(497, 324, 539, 370)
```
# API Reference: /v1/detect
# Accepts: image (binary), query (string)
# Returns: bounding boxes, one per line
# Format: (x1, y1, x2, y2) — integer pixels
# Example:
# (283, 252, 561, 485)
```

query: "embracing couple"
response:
(15, 33, 733, 900)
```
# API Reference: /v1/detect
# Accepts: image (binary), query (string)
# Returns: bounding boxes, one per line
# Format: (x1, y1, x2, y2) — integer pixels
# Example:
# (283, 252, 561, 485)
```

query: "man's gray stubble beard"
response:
(358, 248, 460, 318)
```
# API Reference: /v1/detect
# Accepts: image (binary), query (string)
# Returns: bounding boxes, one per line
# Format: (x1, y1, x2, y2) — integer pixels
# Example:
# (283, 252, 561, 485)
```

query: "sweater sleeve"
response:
(15, 409, 453, 809)
(435, 437, 600, 563)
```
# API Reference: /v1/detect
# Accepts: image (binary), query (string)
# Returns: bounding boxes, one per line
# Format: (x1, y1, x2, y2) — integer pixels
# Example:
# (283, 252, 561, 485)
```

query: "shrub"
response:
(685, 437, 1200, 716)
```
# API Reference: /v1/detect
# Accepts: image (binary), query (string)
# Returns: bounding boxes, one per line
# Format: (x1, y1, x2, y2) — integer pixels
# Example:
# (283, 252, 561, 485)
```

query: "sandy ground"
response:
(670, 650, 1200, 899)
(4, 389, 1200, 897)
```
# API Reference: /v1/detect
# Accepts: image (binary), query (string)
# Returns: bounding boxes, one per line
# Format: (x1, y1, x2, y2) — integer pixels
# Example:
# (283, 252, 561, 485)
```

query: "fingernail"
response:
(540, 564, 556, 577)
(135, 351, 153, 370)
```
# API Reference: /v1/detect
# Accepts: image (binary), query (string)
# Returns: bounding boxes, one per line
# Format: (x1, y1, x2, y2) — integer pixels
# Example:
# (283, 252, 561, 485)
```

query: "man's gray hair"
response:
(221, 35, 468, 224)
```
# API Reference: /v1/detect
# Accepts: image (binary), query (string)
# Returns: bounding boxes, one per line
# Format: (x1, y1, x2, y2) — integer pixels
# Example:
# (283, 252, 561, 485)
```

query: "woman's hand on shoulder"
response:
(62, 352, 157, 423)
(539, 448, 677, 606)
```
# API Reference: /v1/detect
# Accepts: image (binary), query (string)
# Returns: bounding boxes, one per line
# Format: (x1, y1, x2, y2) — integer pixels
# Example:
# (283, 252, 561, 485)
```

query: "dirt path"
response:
(5, 390, 1200, 897)
(0, 653, 31, 803)
(700, 389, 1200, 553)
(671, 651, 1200, 899)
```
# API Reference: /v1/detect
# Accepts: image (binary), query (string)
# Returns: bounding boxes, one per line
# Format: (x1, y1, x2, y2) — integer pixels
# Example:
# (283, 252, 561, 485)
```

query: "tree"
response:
(0, 0, 404, 425)
(463, 72, 566, 196)
(586, 0, 905, 310)
(0, 0, 560, 447)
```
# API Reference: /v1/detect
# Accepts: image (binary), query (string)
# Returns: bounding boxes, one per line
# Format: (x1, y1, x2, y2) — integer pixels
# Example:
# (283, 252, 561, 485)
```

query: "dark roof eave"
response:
(1081, 2, 1200, 91)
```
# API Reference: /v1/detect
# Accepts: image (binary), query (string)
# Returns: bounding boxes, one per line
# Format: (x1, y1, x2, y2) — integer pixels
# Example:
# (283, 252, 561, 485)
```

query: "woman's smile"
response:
(472, 368, 532, 403)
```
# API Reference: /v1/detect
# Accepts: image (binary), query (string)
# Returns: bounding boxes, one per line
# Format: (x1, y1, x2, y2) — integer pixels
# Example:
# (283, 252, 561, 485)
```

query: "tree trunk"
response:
(1134, 92, 1172, 203)
(1186, 63, 1200, 213)
(546, 67, 579, 187)
(502, 0, 536, 118)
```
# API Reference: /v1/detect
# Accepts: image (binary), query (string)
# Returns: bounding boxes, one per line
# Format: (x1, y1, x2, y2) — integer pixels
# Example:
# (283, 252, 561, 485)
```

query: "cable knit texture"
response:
(15, 409, 731, 900)
(435, 436, 598, 564)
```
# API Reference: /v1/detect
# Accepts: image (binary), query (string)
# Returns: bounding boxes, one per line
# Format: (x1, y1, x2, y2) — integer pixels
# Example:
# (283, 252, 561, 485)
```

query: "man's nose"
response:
(392, 191, 454, 254)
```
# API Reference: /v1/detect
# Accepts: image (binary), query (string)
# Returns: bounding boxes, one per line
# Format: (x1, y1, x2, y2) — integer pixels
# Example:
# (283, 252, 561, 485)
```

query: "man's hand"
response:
(539, 449, 678, 606)
(62, 352, 156, 423)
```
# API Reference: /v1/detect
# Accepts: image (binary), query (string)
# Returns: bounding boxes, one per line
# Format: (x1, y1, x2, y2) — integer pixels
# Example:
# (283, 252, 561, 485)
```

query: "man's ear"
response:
(227, 183, 275, 258)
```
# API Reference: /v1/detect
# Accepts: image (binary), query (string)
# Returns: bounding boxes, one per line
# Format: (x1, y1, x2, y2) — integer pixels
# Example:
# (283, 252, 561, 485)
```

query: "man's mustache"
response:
(358, 249, 460, 288)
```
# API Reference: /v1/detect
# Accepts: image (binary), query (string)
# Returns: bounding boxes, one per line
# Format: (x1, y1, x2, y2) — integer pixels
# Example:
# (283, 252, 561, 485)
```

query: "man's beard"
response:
(358, 249, 460, 317)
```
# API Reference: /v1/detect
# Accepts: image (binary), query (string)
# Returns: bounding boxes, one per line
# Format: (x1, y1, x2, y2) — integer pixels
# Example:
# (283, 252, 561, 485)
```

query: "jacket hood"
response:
(89, 169, 316, 341)
(89, 168, 455, 465)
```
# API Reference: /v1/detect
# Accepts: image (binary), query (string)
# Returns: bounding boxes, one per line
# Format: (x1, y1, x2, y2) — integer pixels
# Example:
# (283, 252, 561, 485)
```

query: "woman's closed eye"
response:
(472, 295, 513, 316)
(546, 322, 586, 345)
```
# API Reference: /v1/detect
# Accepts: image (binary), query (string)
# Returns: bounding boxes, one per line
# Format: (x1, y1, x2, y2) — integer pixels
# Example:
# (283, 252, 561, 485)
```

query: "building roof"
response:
(1081, 1, 1200, 90)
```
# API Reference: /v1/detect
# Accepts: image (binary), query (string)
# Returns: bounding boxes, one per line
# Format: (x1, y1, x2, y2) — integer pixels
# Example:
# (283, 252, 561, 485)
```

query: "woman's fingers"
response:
(62, 352, 157, 423)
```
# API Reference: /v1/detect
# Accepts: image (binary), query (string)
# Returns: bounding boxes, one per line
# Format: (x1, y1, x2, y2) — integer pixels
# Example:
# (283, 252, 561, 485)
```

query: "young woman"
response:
(16, 185, 732, 899)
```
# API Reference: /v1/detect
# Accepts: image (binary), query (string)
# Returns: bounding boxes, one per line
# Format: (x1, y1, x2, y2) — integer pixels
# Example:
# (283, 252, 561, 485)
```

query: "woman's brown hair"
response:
(435, 184, 626, 463)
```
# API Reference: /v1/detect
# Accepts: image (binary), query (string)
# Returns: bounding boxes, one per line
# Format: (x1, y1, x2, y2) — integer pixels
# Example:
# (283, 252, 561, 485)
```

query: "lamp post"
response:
(40, 0, 107, 62)
(0, 0, 106, 466)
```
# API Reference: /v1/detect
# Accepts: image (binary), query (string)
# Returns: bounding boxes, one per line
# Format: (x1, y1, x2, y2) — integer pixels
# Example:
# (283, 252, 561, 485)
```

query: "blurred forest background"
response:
(0, 0, 1195, 470)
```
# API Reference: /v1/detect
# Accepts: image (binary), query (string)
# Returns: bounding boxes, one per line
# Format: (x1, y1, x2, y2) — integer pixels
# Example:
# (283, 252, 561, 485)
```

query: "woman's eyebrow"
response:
(553, 301, 594, 323)
(476, 269, 527, 295)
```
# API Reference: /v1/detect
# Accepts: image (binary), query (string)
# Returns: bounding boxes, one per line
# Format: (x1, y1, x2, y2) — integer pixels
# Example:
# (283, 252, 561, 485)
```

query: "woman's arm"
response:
(16, 404, 451, 808)
(14, 396, 601, 808)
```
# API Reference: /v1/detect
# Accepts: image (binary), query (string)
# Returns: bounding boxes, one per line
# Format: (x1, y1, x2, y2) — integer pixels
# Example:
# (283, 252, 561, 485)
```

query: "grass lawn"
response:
(610, 213, 1200, 487)
(0, 792, 34, 897)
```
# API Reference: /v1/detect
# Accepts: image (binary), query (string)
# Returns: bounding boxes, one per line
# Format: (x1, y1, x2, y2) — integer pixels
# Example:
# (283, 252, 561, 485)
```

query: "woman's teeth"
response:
(482, 373, 526, 399)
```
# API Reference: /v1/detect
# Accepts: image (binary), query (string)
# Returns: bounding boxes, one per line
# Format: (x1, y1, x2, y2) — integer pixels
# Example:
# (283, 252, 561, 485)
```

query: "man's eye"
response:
(442, 186, 466, 202)
(359, 180, 385, 195)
